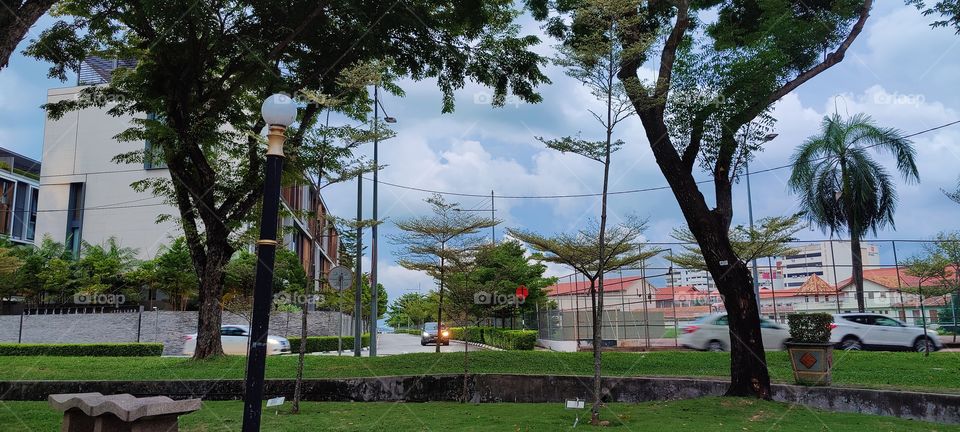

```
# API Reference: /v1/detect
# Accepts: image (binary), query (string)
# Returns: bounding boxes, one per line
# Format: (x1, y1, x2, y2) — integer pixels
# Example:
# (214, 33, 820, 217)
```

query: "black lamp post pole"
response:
(241, 124, 286, 432)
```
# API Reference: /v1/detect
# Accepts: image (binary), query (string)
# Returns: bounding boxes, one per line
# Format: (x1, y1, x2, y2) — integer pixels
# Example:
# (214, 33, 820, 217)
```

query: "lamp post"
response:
(241, 94, 297, 432)
(369, 85, 396, 357)
(745, 132, 778, 313)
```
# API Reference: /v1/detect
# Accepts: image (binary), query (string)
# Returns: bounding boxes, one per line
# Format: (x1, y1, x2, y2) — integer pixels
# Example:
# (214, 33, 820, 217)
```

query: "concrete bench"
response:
(48, 392, 201, 432)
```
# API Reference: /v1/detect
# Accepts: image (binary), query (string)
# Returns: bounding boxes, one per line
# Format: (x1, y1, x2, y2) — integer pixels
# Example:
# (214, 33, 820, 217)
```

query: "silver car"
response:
(679, 313, 791, 352)
(182, 325, 291, 356)
(830, 313, 942, 352)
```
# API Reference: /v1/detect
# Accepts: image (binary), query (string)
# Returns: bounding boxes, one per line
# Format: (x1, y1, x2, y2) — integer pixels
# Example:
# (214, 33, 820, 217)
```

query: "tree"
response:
(508, 218, 654, 425)
(901, 251, 954, 355)
(73, 237, 140, 302)
(393, 194, 498, 353)
(923, 232, 960, 342)
(29, 0, 548, 358)
(469, 240, 555, 324)
(789, 113, 918, 313)
(0, 240, 24, 301)
(152, 238, 198, 311)
(668, 214, 804, 271)
(386, 292, 438, 329)
(908, 0, 960, 32)
(0, 0, 57, 71)
(530, 0, 874, 398)
(944, 178, 960, 205)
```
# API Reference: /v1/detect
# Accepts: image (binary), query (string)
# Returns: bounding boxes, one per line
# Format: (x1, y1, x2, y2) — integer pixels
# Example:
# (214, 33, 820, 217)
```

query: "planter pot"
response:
(786, 342, 833, 386)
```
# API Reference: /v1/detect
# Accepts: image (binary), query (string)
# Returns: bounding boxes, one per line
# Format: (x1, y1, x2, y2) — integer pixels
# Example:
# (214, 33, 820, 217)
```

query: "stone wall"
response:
(0, 310, 354, 355)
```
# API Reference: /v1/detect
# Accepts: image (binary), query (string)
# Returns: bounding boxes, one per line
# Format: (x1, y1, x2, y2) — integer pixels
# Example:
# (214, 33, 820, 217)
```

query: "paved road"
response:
(320, 333, 479, 356)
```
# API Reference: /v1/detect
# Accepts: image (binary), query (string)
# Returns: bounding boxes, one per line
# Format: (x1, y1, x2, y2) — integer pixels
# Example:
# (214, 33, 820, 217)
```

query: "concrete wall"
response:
(0, 310, 353, 355)
(3, 375, 957, 425)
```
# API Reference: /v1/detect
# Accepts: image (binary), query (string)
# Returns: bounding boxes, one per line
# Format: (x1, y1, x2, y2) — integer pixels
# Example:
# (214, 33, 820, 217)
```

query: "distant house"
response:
(835, 268, 954, 324)
(545, 276, 657, 312)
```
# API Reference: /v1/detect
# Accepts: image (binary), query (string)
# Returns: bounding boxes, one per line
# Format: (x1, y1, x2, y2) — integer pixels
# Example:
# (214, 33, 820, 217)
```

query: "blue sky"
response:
(2, 3, 959, 304)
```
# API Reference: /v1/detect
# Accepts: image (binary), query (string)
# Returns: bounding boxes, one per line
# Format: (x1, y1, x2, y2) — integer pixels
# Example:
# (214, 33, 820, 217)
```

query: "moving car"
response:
(182, 325, 291, 356)
(830, 313, 942, 352)
(420, 322, 450, 346)
(679, 313, 790, 351)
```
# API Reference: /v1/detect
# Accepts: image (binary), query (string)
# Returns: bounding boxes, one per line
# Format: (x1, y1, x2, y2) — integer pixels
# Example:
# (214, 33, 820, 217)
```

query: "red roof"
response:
(545, 275, 648, 296)
(795, 275, 839, 295)
(759, 288, 800, 299)
(837, 267, 955, 290)
(892, 294, 952, 308)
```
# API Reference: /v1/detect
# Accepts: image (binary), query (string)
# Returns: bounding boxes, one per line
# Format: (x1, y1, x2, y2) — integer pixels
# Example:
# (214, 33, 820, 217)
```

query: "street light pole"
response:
(242, 94, 297, 432)
(369, 86, 396, 356)
(354, 164, 363, 357)
(370, 85, 380, 357)
(744, 132, 778, 313)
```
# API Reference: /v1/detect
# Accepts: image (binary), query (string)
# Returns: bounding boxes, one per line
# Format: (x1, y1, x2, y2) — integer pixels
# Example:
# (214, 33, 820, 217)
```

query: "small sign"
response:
(565, 399, 585, 409)
(719, 260, 729, 266)
(328, 266, 353, 291)
(266, 396, 285, 407)
(515, 285, 528, 300)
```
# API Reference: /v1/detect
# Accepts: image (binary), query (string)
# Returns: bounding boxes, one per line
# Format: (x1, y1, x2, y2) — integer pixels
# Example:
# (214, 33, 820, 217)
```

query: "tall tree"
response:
(530, 0, 874, 398)
(509, 218, 654, 425)
(923, 231, 960, 342)
(386, 292, 437, 329)
(789, 113, 918, 312)
(28, 0, 547, 358)
(469, 240, 555, 323)
(393, 194, 498, 353)
(0, 0, 57, 71)
(901, 251, 954, 355)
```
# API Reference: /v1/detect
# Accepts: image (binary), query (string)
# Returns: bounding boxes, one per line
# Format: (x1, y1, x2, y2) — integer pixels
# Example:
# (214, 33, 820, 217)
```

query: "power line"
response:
(365, 119, 960, 200)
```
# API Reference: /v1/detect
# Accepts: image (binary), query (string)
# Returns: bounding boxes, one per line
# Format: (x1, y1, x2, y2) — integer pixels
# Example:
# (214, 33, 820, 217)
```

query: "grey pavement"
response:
(313, 332, 481, 356)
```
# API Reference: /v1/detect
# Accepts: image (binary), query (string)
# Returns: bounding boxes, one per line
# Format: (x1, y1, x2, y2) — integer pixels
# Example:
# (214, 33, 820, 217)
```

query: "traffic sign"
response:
(328, 266, 354, 291)
(515, 285, 528, 300)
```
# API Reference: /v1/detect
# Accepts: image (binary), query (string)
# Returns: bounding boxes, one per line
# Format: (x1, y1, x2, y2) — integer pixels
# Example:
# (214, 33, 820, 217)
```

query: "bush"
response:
(446, 327, 536, 350)
(787, 313, 833, 343)
(0, 343, 163, 357)
(287, 334, 370, 352)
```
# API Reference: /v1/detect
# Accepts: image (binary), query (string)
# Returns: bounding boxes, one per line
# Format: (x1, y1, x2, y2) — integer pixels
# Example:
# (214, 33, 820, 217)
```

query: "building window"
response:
(143, 114, 167, 169)
(26, 187, 38, 241)
(65, 182, 85, 257)
(868, 292, 875, 300)
(12, 182, 27, 239)
(0, 179, 12, 236)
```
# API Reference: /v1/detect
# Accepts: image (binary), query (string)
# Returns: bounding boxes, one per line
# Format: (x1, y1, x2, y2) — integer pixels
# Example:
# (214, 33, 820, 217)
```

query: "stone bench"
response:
(48, 392, 201, 432)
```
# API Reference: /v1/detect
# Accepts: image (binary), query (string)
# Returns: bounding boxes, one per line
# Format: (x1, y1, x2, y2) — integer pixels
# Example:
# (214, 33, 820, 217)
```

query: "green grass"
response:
(2, 398, 957, 431)
(2, 351, 959, 393)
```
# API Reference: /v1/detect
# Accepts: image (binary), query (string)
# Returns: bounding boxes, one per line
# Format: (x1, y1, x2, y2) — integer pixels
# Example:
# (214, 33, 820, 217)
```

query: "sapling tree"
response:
(393, 195, 499, 353)
(508, 218, 655, 425)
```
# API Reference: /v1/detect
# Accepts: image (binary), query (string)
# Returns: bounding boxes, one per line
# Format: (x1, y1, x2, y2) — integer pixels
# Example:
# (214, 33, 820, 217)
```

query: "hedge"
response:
(286, 334, 370, 353)
(448, 327, 536, 350)
(0, 343, 164, 357)
(787, 313, 833, 343)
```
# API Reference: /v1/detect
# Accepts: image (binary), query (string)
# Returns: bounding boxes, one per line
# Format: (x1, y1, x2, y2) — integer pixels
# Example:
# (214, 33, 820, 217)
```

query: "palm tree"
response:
(789, 113, 919, 312)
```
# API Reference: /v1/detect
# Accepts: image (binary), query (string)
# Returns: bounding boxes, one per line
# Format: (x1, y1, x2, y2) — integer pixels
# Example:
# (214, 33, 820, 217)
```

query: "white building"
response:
(34, 59, 340, 303)
(779, 241, 879, 288)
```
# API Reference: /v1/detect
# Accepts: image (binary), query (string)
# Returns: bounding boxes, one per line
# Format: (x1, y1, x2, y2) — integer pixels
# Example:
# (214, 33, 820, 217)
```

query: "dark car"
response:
(420, 322, 450, 346)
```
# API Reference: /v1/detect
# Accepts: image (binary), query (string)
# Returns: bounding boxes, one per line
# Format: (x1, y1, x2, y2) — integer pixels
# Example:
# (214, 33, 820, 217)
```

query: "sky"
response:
(2, 3, 959, 309)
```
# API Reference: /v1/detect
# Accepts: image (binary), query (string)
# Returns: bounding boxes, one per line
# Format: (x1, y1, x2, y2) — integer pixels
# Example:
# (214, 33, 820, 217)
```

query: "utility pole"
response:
(370, 85, 379, 357)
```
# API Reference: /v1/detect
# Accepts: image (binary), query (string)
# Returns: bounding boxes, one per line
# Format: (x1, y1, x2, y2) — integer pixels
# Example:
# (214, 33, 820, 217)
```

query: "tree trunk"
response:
(436, 245, 445, 354)
(462, 323, 470, 403)
(292, 296, 308, 413)
(192, 244, 231, 359)
(0, 0, 57, 70)
(849, 228, 866, 313)
(589, 279, 603, 424)
(717, 262, 771, 397)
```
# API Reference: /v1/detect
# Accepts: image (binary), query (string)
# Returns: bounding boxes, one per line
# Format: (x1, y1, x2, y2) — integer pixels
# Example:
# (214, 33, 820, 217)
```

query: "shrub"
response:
(0, 343, 163, 357)
(787, 313, 833, 343)
(287, 334, 370, 352)
(446, 327, 536, 350)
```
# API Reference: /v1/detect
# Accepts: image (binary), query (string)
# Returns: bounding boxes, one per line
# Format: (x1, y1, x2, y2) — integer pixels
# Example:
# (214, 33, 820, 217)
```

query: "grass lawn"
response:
(2, 351, 958, 393)
(2, 397, 958, 431)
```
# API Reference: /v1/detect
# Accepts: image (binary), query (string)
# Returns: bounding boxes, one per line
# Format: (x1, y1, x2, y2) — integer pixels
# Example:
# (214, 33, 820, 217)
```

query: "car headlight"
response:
(441, 331, 449, 337)
(423, 332, 430, 337)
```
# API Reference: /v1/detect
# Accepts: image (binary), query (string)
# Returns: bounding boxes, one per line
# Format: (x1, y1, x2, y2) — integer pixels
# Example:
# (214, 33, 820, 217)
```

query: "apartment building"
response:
(0, 148, 40, 246)
(34, 58, 339, 290)
(779, 241, 880, 288)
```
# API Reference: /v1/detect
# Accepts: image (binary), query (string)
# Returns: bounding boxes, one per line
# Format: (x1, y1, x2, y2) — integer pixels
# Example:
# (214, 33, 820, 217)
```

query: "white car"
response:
(830, 313, 942, 352)
(182, 325, 291, 356)
(679, 313, 791, 352)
